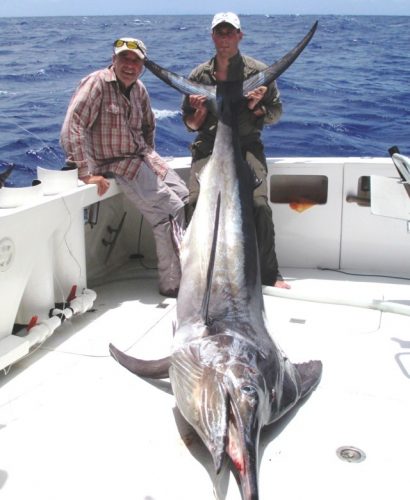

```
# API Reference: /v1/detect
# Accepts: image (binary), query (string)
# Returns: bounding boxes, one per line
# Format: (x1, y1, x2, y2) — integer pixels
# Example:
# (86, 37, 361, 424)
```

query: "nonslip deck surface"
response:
(1, 269, 409, 500)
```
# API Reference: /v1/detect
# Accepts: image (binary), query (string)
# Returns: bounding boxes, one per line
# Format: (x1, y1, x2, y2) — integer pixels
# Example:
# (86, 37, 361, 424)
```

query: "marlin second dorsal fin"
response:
(200, 192, 221, 327)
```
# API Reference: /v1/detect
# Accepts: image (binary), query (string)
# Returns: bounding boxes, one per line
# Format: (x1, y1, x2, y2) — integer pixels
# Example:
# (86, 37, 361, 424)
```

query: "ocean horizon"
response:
(0, 14, 409, 186)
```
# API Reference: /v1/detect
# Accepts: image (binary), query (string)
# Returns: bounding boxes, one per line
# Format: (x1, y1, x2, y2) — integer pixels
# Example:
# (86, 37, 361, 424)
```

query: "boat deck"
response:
(1, 265, 409, 500)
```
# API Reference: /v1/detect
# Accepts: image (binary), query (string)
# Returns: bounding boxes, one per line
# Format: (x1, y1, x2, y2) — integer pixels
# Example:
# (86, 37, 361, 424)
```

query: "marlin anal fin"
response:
(109, 343, 171, 379)
(242, 20, 318, 95)
(200, 192, 221, 327)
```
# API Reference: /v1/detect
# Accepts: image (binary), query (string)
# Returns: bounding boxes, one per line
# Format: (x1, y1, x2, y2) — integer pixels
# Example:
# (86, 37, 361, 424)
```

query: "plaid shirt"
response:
(60, 66, 168, 180)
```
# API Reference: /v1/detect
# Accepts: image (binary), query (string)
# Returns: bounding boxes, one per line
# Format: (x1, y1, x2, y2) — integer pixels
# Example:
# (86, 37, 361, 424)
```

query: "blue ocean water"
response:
(0, 14, 409, 187)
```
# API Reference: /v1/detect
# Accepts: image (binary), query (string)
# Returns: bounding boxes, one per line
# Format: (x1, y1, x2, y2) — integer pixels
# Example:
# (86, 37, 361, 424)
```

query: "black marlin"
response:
(110, 21, 322, 500)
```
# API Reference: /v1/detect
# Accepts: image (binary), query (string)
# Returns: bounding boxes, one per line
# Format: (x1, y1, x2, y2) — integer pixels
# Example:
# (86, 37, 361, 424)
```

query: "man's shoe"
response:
(159, 288, 179, 298)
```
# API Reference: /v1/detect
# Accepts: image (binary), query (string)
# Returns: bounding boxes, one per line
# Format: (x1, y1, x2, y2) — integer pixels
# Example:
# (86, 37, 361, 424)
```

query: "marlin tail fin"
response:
(242, 21, 318, 95)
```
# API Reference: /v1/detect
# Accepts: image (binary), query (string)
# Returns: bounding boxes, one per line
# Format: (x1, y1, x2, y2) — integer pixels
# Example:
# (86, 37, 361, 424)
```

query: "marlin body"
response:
(110, 22, 322, 500)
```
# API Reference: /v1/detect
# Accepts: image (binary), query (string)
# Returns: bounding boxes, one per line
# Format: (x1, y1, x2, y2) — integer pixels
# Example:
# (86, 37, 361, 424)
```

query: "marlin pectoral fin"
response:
(200, 379, 229, 473)
(109, 343, 171, 379)
(144, 58, 216, 101)
(294, 360, 323, 398)
(172, 350, 228, 473)
(242, 20, 318, 95)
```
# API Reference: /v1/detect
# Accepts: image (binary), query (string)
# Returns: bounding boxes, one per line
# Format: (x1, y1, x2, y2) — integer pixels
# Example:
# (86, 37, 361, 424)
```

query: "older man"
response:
(182, 12, 289, 288)
(61, 37, 188, 297)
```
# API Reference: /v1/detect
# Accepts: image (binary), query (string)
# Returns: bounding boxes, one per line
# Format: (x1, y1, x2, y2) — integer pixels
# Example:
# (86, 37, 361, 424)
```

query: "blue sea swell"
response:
(0, 14, 409, 186)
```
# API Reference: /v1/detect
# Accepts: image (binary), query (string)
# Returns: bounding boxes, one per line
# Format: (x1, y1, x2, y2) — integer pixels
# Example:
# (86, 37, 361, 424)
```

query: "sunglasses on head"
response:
(113, 39, 142, 50)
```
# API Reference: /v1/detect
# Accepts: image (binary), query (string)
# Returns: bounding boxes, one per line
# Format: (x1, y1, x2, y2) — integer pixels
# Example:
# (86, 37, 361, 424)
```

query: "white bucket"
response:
(37, 166, 78, 195)
(0, 180, 43, 208)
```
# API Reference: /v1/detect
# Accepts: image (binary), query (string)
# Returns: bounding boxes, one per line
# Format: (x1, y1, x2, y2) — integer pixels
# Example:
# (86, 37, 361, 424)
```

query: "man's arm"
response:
(139, 81, 156, 148)
(60, 75, 110, 195)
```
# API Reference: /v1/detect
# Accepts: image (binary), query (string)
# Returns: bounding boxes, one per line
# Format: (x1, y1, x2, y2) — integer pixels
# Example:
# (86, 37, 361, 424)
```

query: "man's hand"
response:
(246, 86, 267, 110)
(81, 175, 110, 196)
(189, 94, 208, 111)
(185, 95, 208, 131)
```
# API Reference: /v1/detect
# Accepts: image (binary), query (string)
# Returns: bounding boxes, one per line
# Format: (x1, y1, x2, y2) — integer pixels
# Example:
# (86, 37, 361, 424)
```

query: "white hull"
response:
(0, 156, 409, 499)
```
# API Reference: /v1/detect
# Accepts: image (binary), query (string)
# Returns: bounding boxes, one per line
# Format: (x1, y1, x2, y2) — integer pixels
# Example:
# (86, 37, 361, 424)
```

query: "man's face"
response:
(112, 51, 144, 88)
(212, 23, 243, 58)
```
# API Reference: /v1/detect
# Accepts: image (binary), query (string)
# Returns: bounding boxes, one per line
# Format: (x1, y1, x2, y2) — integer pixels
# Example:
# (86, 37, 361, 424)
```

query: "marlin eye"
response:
(241, 385, 258, 399)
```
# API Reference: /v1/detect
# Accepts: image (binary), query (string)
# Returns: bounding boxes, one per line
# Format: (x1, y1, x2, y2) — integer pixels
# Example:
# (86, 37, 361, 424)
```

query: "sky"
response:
(0, 0, 410, 17)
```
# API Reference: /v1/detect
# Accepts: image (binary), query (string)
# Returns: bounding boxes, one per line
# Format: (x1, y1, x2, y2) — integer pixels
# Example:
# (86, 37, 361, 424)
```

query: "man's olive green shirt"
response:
(181, 51, 283, 161)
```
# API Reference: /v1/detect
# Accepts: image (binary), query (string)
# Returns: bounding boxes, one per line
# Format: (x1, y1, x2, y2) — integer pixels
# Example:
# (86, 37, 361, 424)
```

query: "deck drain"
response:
(336, 446, 366, 463)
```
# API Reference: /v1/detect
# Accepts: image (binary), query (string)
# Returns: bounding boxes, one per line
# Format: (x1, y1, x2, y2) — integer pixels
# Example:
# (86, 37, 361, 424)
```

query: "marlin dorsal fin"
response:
(242, 20, 318, 95)
(200, 192, 221, 326)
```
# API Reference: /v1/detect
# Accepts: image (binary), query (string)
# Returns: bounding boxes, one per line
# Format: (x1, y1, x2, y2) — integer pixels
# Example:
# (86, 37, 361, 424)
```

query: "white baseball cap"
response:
(211, 12, 241, 31)
(113, 38, 147, 59)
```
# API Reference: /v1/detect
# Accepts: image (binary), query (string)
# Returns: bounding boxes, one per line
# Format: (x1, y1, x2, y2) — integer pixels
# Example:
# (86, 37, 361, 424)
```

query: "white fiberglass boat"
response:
(0, 155, 409, 499)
